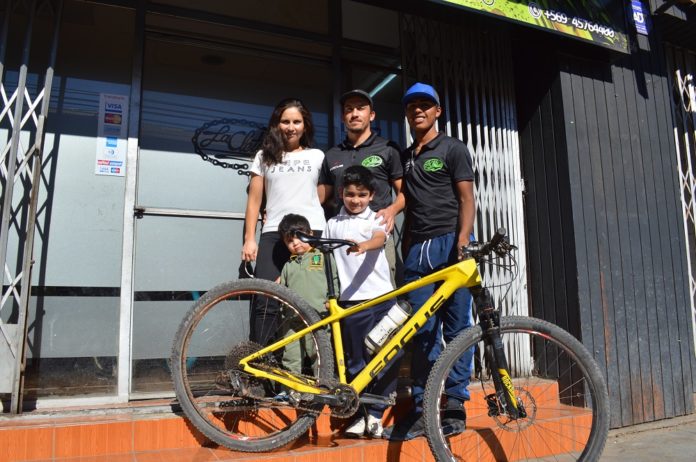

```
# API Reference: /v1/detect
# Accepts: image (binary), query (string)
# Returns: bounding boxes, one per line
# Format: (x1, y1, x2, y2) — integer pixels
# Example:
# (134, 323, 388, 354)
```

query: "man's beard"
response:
(347, 125, 367, 134)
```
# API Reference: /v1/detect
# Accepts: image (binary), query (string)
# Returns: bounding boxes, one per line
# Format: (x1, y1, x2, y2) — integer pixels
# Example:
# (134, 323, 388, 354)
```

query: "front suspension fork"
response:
(470, 285, 526, 419)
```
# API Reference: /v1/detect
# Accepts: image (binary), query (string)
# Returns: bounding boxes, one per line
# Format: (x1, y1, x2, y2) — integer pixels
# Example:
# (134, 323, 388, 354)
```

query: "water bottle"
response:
(365, 300, 412, 354)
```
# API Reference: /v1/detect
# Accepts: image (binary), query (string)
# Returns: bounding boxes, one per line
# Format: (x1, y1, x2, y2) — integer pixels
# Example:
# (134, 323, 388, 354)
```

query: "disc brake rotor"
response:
(487, 388, 537, 431)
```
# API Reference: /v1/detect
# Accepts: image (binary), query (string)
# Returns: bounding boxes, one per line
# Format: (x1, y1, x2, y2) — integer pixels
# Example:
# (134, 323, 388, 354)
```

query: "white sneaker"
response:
(344, 415, 366, 438)
(366, 414, 383, 438)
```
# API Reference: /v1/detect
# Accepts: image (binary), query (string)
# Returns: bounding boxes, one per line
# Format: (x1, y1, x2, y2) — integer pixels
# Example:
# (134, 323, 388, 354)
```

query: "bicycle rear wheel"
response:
(170, 279, 334, 452)
(423, 316, 609, 462)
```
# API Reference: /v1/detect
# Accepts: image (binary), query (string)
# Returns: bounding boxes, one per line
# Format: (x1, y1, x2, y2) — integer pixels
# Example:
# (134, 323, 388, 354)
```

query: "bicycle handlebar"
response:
(295, 230, 356, 250)
(461, 228, 515, 261)
(295, 227, 514, 261)
(483, 228, 507, 254)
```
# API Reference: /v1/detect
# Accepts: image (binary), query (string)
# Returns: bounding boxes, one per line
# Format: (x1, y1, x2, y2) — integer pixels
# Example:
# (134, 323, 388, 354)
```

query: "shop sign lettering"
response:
(192, 118, 266, 172)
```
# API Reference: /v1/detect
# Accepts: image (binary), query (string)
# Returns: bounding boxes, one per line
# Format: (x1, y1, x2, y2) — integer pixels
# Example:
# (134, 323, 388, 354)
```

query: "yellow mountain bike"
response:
(170, 229, 609, 461)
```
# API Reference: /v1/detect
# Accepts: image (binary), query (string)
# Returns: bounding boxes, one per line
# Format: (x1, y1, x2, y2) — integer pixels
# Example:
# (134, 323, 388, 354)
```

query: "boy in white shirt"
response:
(324, 165, 401, 438)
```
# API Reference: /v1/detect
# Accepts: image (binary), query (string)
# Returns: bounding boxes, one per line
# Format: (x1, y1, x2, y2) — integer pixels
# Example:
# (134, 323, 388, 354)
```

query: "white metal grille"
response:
(0, 0, 62, 412)
(665, 45, 696, 358)
(400, 15, 529, 374)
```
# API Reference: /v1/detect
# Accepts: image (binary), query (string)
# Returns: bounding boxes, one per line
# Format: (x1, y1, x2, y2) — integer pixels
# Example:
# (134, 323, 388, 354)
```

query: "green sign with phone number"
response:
(432, 0, 629, 53)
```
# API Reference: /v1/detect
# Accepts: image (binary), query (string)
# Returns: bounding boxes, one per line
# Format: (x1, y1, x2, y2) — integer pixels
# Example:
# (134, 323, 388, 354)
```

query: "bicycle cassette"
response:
(217, 341, 278, 398)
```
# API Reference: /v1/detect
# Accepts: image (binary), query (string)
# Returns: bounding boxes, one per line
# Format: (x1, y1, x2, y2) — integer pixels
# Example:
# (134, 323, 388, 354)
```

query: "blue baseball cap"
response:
(402, 82, 440, 107)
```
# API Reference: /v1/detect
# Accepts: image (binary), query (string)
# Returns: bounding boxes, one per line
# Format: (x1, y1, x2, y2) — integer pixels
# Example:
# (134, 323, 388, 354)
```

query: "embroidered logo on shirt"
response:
(310, 254, 323, 268)
(423, 158, 444, 172)
(362, 155, 383, 168)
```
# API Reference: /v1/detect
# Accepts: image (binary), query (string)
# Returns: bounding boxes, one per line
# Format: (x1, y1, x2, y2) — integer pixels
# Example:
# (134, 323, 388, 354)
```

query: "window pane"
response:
(342, 0, 399, 48)
(131, 216, 245, 394)
(24, 296, 119, 399)
(151, 0, 329, 34)
(0, 1, 134, 400)
(138, 38, 331, 212)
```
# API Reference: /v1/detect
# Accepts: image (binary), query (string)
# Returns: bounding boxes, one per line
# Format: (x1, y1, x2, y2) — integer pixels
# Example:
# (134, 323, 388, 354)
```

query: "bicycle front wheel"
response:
(423, 316, 609, 462)
(170, 279, 334, 453)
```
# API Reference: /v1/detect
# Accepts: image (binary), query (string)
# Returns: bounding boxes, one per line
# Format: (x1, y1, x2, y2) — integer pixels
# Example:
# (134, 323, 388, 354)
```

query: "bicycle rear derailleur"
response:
(216, 341, 276, 399)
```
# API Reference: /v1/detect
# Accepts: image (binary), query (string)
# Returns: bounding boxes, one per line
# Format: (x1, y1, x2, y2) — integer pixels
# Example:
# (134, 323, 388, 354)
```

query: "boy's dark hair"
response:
(342, 165, 375, 193)
(278, 213, 312, 239)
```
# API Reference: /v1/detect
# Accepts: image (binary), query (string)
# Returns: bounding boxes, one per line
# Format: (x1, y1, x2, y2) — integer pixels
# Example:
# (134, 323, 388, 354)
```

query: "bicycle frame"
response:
(239, 257, 482, 395)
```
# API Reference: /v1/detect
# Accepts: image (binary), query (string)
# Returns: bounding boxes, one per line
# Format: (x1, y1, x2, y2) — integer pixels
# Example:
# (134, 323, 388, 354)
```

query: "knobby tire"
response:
(423, 316, 610, 462)
(170, 279, 334, 452)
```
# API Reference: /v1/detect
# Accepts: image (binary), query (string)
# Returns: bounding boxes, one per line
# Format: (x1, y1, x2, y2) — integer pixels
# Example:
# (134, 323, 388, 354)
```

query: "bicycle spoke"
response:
(171, 279, 333, 452)
(424, 317, 609, 462)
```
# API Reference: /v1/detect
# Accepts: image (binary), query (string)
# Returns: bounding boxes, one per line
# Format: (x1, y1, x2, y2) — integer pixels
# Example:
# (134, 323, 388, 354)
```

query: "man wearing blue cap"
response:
(383, 82, 475, 441)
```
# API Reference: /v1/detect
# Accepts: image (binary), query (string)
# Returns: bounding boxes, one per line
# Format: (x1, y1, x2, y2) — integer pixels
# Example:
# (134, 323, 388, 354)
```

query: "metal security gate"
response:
(400, 15, 529, 373)
(0, 0, 62, 413)
(665, 44, 696, 358)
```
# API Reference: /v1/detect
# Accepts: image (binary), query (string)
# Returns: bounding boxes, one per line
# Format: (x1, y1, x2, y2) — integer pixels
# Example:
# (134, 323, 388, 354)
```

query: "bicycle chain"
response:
(223, 362, 358, 418)
(252, 367, 359, 418)
(199, 154, 250, 175)
(220, 341, 359, 418)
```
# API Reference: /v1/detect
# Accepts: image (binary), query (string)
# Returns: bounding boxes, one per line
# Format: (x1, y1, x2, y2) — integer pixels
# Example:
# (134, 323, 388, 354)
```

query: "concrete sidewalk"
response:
(601, 413, 696, 461)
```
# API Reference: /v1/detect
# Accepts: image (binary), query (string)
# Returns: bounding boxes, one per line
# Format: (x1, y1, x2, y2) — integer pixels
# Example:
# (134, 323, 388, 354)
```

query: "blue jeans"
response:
(405, 232, 474, 412)
(341, 300, 401, 418)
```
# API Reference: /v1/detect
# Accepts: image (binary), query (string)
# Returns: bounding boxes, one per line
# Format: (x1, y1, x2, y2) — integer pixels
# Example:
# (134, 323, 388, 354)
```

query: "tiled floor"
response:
(15, 437, 432, 462)
(0, 406, 592, 462)
(0, 379, 588, 462)
(9, 413, 696, 462)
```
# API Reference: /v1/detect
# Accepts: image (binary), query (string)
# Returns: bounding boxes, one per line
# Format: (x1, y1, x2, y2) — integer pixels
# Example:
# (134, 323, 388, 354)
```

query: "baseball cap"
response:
(340, 89, 374, 108)
(402, 82, 440, 107)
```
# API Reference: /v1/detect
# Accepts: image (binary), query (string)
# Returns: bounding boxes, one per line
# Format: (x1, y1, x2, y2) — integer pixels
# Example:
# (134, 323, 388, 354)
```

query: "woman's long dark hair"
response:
(260, 98, 315, 166)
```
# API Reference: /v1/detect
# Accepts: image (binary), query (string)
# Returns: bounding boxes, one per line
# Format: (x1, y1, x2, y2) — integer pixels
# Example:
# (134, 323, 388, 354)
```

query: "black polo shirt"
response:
(319, 132, 402, 216)
(401, 132, 474, 243)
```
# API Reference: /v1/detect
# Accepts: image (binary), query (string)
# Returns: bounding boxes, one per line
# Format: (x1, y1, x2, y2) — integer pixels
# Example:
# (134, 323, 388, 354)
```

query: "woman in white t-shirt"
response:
(242, 98, 326, 345)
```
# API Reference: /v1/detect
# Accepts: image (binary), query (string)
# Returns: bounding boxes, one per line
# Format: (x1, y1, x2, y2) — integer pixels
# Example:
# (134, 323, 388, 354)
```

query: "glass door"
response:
(131, 31, 331, 396)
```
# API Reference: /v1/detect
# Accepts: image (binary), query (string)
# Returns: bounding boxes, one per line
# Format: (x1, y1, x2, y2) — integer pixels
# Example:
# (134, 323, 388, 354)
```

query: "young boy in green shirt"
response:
(277, 213, 338, 373)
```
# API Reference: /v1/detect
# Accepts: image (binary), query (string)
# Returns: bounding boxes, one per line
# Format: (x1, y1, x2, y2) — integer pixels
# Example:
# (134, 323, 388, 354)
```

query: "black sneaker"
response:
(441, 408, 467, 436)
(382, 412, 425, 441)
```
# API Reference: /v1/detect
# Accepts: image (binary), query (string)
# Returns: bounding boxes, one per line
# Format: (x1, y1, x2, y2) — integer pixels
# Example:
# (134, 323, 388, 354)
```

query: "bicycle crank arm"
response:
(289, 392, 343, 407)
(288, 391, 394, 413)
(359, 393, 396, 407)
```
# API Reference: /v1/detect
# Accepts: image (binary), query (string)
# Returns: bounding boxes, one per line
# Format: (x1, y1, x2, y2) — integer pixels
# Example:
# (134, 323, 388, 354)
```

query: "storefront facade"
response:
(1, 0, 694, 429)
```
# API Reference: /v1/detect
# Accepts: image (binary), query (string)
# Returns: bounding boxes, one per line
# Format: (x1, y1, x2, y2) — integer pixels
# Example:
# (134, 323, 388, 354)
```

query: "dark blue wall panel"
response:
(516, 27, 695, 427)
